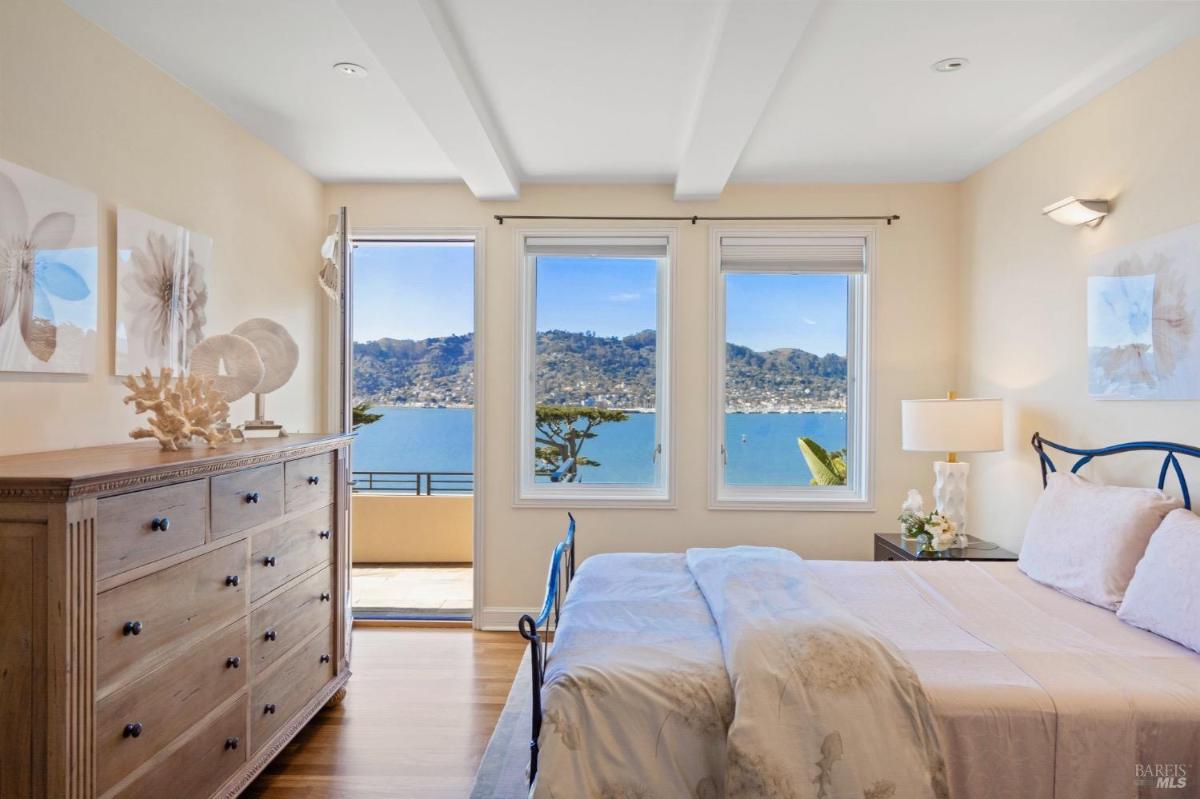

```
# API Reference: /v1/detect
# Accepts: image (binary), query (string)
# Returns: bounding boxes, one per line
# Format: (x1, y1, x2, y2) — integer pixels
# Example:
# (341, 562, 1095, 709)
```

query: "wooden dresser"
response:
(0, 434, 353, 799)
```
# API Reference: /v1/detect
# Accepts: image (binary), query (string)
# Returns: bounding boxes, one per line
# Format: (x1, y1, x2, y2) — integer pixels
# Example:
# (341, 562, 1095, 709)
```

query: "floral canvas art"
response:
(1088, 222, 1200, 399)
(0, 158, 98, 373)
(116, 207, 211, 375)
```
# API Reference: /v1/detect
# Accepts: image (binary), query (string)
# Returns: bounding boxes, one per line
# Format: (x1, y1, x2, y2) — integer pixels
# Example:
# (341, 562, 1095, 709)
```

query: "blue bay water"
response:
(353, 407, 474, 474)
(353, 407, 847, 486)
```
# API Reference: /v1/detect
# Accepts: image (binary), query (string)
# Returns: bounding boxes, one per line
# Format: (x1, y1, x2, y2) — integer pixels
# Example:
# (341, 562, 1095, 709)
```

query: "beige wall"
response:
(325, 181, 961, 623)
(352, 495, 474, 563)
(958, 37, 1200, 553)
(0, 0, 326, 456)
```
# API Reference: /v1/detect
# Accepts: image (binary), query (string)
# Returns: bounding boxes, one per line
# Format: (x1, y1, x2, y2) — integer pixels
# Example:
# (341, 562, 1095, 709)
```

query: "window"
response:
(710, 229, 871, 509)
(516, 233, 673, 504)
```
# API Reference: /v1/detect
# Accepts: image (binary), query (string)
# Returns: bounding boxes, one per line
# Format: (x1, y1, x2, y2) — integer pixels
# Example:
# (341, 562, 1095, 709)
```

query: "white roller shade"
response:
(720, 235, 866, 273)
(526, 236, 669, 259)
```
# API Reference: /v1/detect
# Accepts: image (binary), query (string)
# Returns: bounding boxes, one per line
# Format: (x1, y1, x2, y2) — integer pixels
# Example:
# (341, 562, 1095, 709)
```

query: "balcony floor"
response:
(352, 563, 473, 618)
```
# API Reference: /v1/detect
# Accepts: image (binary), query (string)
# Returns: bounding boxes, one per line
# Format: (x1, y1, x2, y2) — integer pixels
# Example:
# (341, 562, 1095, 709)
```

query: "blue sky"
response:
(353, 242, 475, 341)
(353, 245, 847, 355)
(536, 257, 657, 336)
(726, 273, 848, 355)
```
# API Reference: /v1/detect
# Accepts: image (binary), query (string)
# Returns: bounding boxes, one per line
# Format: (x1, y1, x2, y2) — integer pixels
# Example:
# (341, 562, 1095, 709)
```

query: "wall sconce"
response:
(1042, 196, 1109, 227)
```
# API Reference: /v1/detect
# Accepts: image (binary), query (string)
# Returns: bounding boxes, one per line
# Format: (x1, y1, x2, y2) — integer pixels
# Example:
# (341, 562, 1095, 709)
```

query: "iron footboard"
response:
(518, 512, 576, 786)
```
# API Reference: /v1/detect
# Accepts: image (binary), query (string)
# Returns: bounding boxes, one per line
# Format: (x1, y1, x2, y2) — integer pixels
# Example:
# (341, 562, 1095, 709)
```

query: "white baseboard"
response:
(478, 606, 537, 631)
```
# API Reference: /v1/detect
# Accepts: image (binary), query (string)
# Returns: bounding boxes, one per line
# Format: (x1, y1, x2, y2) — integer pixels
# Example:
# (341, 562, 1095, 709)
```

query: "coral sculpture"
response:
(122, 367, 234, 451)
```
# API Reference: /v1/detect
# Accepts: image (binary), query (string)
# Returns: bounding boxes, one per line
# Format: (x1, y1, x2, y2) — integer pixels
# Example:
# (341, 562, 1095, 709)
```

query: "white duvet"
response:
(534, 547, 948, 798)
(532, 549, 1200, 799)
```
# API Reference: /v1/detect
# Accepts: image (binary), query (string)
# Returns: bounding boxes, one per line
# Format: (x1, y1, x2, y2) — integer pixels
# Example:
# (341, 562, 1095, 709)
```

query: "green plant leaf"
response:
(797, 437, 848, 486)
(352, 402, 383, 431)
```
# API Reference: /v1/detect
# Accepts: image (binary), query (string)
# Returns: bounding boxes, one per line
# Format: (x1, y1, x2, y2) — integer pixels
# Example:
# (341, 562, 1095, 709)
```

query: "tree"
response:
(534, 405, 630, 482)
(352, 402, 383, 431)
(797, 437, 847, 486)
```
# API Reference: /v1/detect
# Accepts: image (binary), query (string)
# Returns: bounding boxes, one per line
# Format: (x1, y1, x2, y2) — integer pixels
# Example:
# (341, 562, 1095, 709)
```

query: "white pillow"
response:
(1018, 473, 1182, 610)
(1117, 508, 1200, 652)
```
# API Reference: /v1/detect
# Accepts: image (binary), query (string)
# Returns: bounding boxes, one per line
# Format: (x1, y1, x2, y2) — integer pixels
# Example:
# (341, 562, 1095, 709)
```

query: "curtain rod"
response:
(493, 213, 900, 226)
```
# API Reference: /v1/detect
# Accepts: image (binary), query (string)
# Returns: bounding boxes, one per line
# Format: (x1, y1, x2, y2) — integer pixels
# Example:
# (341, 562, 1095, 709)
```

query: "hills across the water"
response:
(353, 330, 846, 412)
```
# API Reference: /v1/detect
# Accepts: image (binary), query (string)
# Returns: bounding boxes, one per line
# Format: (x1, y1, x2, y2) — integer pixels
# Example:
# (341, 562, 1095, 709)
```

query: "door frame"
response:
(344, 226, 486, 625)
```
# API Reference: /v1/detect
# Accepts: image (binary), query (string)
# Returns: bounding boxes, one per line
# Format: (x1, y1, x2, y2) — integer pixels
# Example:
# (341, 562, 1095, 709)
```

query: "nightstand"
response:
(874, 533, 1018, 562)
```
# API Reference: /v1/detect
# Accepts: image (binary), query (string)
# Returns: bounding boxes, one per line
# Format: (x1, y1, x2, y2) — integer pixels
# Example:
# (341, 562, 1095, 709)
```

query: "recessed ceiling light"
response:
(333, 62, 367, 77)
(931, 57, 969, 73)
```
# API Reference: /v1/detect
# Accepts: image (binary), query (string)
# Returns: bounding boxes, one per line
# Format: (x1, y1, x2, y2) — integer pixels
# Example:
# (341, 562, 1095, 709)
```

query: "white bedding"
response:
(686, 547, 947, 799)
(533, 552, 1200, 799)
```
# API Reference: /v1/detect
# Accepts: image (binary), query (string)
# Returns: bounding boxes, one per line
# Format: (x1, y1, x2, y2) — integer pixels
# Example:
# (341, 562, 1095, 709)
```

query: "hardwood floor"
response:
(244, 627, 526, 798)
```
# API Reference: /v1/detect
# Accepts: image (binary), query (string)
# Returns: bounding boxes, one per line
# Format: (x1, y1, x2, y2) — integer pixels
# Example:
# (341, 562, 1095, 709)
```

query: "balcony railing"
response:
(352, 470, 474, 495)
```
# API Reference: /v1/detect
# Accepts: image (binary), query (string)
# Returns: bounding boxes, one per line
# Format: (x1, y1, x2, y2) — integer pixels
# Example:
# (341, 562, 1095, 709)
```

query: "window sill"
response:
(709, 490, 874, 512)
(514, 486, 675, 509)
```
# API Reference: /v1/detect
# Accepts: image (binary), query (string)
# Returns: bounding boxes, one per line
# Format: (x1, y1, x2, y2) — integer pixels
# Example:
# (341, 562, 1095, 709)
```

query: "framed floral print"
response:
(115, 207, 211, 375)
(1088, 222, 1200, 399)
(0, 158, 98, 373)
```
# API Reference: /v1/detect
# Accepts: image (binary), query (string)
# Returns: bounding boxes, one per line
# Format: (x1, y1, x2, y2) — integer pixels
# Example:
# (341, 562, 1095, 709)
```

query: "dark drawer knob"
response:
(150, 516, 170, 532)
(123, 620, 143, 636)
(123, 722, 143, 739)
(264, 629, 277, 642)
(320, 592, 331, 602)
(263, 555, 276, 567)
(308, 475, 320, 485)
(226, 656, 241, 669)
(225, 737, 239, 751)
(225, 575, 240, 587)
(319, 530, 331, 540)
(264, 703, 276, 714)
(245, 491, 260, 504)
(320, 654, 331, 664)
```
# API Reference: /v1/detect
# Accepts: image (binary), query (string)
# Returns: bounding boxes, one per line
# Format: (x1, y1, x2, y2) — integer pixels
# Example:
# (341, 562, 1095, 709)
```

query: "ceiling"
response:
(66, 0, 1200, 200)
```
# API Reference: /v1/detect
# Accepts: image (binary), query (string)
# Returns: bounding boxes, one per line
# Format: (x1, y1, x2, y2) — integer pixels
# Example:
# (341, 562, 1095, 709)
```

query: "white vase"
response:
(933, 460, 970, 535)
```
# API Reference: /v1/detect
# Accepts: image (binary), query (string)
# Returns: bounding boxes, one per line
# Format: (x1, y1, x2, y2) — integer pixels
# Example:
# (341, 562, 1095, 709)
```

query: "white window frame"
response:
(515, 229, 675, 507)
(708, 226, 874, 511)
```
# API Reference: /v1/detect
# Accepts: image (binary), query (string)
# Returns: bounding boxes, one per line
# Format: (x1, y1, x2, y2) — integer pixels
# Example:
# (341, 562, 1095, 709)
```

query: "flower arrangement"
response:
(897, 489, 963, 552)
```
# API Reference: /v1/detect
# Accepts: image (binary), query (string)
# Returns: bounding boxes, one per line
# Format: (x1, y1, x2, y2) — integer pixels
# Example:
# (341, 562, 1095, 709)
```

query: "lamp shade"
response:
(901, 398, 1003, 453)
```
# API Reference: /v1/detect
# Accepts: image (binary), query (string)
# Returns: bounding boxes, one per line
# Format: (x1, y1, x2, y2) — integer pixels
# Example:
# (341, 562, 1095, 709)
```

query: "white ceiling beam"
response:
(675, 0, 820, 201)
(338, 0, 520, 200)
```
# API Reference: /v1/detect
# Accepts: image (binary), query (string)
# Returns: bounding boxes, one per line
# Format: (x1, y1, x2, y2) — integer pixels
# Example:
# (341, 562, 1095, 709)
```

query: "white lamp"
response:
(901, 394, 1003, 535)
(1042, 196, 1108, 227)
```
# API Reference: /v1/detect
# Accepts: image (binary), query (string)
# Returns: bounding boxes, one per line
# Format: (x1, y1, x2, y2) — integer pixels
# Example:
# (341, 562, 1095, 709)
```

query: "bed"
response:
(518, 436, 1200, 798)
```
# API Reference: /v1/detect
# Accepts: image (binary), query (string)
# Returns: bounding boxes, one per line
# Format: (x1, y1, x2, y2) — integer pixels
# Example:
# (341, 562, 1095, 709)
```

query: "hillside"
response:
(352, 330, 846, 411)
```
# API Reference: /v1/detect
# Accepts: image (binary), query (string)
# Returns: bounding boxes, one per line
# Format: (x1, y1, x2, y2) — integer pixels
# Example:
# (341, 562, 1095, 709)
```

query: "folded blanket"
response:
(533, 549, 948, 798)
(534, 553, 732, 799)
(687, 546, 949, 799)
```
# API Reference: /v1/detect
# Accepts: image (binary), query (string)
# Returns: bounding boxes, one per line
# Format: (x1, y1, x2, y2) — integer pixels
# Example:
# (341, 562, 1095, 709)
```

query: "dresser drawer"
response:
(97, 479, 207, 580)
(211, 463, 284, 539)
(284, 452, 335, 514)
(96, 619, 248, 794)
(251, 626, 336, 752)
(108, 693, 248, 799)
(97, 540, 248, 696)
(250, 506, 334, 602)
(251, 566, 334, 674)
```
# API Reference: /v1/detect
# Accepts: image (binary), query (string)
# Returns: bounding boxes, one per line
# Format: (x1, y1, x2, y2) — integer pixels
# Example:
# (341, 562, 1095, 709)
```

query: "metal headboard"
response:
(517, 512, 576, 785)
(1031, 432, 1200, 509)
